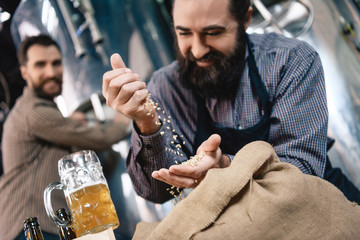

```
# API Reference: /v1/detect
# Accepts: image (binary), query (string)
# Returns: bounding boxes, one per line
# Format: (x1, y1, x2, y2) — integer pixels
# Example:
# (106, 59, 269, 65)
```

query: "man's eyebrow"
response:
(175, 26, 191, 31)
(202, 25, 226, 31)
(175, 25, 227, 31)
(34, 60, 46, 65)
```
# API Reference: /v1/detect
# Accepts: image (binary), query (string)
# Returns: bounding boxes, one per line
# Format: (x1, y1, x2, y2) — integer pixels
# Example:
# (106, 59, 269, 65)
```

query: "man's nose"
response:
(191, 35, 210, 60)
(44, 65, 57, 78)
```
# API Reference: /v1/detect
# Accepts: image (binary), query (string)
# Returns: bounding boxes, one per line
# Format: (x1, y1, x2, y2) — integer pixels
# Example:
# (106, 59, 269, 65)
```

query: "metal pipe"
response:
(74, 0, 103, 44)
(252, 0, 288, 35)
(56, 0, 86, 58)
(90, 93, 106, 123)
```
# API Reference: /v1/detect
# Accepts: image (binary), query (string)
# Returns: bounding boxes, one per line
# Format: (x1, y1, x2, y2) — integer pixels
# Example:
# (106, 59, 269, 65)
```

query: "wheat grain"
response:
(144, 95, 204, 205)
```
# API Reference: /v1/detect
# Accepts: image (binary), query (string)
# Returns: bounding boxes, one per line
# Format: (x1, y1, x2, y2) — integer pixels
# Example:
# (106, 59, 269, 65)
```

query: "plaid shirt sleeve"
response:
(266, 39, 328, 177)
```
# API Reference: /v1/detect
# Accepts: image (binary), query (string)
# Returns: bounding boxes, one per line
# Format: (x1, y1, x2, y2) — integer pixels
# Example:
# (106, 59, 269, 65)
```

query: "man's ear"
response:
(20, 65, 31, 87)
(244, 6, 253, 30)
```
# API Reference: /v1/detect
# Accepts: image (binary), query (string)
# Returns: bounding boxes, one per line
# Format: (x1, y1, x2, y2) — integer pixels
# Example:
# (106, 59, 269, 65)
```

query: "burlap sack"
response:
(132, 141, 360, 240)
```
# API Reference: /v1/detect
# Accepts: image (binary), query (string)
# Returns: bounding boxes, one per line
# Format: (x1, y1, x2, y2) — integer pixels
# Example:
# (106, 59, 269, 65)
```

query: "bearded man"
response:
(102, 0, 360, 204)
(0, 34, 129, 240)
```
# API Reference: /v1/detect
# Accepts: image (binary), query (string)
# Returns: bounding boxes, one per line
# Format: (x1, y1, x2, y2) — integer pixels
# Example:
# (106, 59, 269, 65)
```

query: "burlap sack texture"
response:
(132, 141, 360, 240)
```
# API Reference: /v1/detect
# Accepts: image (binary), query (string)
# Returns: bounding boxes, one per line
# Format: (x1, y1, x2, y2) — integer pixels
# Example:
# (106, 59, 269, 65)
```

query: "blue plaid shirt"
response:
(127, 33, 328, 203)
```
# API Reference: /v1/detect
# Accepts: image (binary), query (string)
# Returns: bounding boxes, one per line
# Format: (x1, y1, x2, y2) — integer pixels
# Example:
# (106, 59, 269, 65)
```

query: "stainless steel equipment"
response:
(249, 0, 360, 188)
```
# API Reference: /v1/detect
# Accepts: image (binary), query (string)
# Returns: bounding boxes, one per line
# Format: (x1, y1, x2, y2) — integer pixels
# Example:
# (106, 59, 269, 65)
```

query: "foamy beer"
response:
(44, 150, 119, 237)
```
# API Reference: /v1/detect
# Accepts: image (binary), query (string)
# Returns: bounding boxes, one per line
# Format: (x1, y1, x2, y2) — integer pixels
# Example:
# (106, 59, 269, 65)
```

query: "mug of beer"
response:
(44, 150, 119, 237)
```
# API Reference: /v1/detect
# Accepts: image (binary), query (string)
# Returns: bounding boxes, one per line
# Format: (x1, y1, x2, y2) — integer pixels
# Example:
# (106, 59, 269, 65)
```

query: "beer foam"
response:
(65, 180, 108, 196)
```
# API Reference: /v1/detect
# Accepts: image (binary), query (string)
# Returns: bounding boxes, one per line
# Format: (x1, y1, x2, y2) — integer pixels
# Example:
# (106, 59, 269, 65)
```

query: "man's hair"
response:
(17, 34, 61, 65)
(172, 0, 251, 25)
(228, 0, 251, 25)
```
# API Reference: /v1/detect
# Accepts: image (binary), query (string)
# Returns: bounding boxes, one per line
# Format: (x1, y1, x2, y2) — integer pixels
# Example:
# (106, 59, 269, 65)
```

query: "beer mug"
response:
(44, 150, 119, 237)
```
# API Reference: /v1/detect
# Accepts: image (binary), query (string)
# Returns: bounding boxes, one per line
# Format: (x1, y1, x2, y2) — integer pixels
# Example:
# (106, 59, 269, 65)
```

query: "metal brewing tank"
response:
(248, 0, 360, 189)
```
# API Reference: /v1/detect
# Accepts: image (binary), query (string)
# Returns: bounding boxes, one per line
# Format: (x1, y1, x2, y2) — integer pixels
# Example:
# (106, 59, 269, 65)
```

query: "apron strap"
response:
(194, 34, 272, 154)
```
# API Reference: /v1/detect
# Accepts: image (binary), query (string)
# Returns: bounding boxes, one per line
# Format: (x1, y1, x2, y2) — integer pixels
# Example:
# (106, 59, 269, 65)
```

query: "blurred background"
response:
(1, 0, 360, 238)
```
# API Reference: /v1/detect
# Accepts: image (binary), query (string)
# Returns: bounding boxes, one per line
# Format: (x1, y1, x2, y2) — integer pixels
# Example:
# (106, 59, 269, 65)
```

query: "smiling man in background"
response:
(0, 34, 129, 240)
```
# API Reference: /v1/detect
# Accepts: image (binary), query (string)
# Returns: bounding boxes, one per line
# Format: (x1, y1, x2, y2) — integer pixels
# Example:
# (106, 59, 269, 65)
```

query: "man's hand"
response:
(70, 111, 87, 124)
(152, 134, 230, 188)
(102, 53, 160, 135)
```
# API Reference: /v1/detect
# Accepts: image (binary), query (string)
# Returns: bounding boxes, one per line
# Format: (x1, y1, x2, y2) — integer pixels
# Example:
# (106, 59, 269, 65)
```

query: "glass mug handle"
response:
(43, 181, 68, 227)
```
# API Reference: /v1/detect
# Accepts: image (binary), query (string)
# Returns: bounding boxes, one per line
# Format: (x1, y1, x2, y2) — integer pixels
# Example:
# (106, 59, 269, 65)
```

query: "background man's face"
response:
(20, 44, 63, 100)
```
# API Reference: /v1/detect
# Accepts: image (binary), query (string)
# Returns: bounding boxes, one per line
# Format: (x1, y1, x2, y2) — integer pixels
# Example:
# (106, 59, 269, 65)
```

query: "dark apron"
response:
(194, 34, 360, 204)
(194, 35, 272, 154)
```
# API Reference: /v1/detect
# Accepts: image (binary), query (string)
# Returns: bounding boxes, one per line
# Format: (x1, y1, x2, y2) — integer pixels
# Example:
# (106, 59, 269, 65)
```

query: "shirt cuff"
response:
(131, 120, 166, 160)
(224, 154, 234, 163)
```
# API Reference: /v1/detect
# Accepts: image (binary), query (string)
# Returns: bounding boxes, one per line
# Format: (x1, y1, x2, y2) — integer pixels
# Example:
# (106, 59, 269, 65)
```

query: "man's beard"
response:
(177, 27, 247, 99)
(33, 77, 63, 100)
